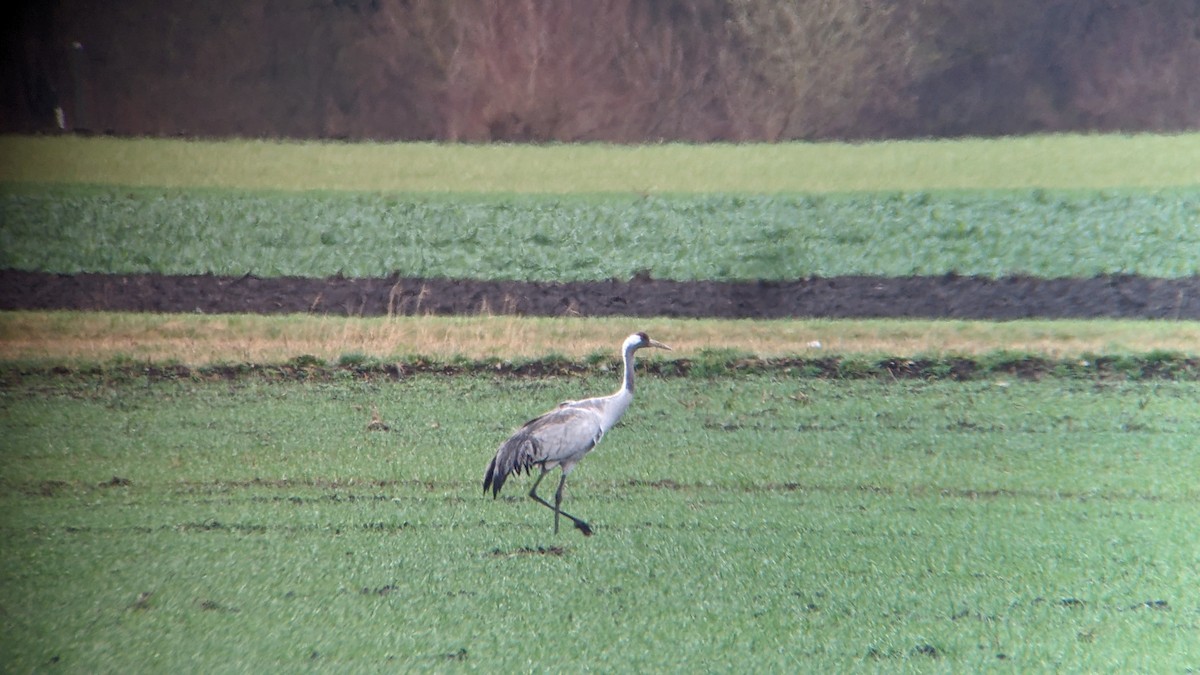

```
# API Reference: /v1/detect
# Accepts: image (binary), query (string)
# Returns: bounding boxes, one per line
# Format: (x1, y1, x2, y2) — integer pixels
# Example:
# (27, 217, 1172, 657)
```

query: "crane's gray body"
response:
(483, 332, 669, 535)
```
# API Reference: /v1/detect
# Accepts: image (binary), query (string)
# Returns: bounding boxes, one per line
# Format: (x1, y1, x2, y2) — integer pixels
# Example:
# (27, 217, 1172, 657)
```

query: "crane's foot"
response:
(574, 520, 593, 536)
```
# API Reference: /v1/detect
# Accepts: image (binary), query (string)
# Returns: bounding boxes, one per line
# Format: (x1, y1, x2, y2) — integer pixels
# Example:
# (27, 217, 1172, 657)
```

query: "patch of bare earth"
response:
(2, 270, 1198, 320)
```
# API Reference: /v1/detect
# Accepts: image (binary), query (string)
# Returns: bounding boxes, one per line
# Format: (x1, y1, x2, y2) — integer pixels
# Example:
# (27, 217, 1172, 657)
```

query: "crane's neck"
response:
(620, 343, 639, 395)
(585, 343, 638, 432)
(561, 341, 651, 434)
(576, 346, 628, 432)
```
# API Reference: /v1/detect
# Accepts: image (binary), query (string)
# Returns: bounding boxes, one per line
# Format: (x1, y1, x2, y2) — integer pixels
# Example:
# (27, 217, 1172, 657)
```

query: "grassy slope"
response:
(4, 133, 1200, 192)
(2, 376, 1197, 671)
(4, 134, 1199, 280)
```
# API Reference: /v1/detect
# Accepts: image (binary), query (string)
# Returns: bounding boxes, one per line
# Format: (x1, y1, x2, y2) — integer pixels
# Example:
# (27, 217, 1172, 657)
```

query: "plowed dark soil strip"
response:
(2, 270, 1198, 320)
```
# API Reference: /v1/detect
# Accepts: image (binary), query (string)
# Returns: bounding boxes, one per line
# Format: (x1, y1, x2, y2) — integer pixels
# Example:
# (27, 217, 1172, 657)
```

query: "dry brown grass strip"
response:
(1, 311, 1197, 366)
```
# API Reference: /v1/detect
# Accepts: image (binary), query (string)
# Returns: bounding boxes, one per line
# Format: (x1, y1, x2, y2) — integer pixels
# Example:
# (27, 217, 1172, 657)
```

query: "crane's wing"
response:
(483, 406, 604, 497)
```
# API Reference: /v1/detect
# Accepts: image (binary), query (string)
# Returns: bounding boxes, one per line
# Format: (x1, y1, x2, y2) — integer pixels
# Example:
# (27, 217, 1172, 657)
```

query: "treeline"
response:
(4, 0, 1199, 141)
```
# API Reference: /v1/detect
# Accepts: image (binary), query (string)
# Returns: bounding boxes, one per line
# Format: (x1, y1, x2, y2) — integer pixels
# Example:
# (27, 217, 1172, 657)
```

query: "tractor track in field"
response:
(2, 270, 1199, 320)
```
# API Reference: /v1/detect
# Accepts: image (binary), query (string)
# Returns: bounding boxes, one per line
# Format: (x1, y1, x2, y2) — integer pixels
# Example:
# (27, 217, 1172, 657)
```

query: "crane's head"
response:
(625, 332, 672, 352)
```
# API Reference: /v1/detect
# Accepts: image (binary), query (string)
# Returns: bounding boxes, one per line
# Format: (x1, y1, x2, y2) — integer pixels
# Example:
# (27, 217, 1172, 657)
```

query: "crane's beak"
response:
(648, 339, 672, 351)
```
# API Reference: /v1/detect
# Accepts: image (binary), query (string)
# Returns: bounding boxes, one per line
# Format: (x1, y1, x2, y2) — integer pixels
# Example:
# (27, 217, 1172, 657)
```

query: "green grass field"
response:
(3, 133, 1200, 279)
(4, 185, 1198, 278)
(2, 373, 1198, 671)
(2, 133, 1198, 670)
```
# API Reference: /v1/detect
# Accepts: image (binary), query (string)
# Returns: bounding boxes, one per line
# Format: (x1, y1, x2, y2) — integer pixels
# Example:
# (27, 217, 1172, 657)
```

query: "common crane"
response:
(483, 332, 671, 536)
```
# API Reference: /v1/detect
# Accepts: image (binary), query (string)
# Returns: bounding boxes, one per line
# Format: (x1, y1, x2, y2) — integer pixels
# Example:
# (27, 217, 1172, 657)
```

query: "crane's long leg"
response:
(527, 470, 593, 536)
